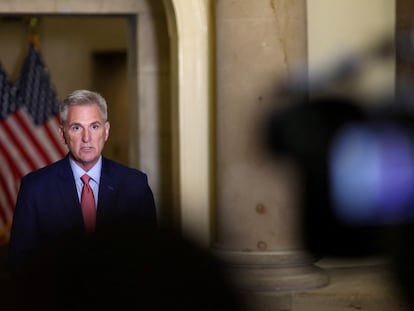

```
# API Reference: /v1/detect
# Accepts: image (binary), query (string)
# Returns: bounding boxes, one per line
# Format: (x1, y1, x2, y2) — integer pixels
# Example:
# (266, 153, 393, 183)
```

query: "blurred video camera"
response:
(267, 93, 414, 257)
(266, 37, 414, 258)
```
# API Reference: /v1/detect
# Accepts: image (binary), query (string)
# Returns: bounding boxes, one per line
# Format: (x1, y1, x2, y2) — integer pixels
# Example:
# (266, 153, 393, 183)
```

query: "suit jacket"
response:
(8, 155, 157, 265)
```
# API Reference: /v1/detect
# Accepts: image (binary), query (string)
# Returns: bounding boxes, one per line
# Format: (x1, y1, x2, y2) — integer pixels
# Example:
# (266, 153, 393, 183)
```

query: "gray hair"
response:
(60, 89, 108, 124)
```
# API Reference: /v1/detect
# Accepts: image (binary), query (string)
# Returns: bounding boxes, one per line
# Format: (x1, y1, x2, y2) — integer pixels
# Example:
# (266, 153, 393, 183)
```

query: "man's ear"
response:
(59, 125, 67, 145)
(104, 121, 110, 141)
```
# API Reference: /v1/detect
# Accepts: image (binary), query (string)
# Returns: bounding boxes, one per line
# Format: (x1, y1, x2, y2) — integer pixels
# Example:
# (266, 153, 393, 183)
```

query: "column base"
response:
(211, 248, 329, 293)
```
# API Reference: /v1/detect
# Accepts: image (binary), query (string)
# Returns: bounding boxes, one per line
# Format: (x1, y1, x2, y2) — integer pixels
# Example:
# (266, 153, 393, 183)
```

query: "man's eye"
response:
(91, 124, 100, 130)
(70, 125, 81, 132)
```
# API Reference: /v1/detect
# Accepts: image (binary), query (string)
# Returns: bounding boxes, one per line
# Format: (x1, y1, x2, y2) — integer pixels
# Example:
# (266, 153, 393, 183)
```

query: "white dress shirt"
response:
(69, 156, 102, 208)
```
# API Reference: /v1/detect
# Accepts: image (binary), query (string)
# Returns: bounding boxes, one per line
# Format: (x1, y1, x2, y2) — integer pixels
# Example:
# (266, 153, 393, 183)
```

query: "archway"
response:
(164, 0, 212, 246)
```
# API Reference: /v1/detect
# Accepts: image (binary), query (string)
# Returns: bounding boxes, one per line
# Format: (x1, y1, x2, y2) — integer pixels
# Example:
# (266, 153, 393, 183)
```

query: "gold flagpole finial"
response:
(29, 17, 40, 48)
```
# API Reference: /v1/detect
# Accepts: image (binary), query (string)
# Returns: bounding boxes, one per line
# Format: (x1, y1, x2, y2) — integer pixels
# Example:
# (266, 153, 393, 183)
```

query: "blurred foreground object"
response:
(10, 221, 240, 311)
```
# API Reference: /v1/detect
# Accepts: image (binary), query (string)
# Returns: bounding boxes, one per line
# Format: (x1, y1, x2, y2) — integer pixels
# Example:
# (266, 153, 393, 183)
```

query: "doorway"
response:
(92, 51, 129, 166)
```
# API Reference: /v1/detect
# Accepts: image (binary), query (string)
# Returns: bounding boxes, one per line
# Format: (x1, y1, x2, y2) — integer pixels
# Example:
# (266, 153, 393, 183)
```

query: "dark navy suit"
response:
(8, 155, 157, 265)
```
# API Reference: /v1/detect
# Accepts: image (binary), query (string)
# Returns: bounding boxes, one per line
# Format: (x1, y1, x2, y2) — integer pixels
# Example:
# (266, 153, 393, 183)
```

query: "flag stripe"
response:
(33, 123, 62, 162)
(0, 175, 12, 225)
(7, 111, 47, 168)
(0, 117, 37, 171)
(0, 122, 33, 175)
(0, 158, 16, 211)
(45, 115, 67, 158)
(0, 176, 14, 225)
(27, 117, 66, 163)
(0, 136, 24, 183)
(14, 109, 52, 165)
(0, 143, 20, 223)
(0, 172, 14, 218)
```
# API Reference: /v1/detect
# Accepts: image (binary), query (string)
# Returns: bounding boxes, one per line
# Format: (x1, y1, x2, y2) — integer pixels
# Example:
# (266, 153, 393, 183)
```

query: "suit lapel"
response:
(97, 158, 118, 225)
(56, 156, 84, 227)
(57, 156, 80, 209)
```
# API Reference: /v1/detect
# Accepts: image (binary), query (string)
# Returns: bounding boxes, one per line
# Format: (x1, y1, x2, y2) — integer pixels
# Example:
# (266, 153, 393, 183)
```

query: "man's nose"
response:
(82, 129, 91, 142)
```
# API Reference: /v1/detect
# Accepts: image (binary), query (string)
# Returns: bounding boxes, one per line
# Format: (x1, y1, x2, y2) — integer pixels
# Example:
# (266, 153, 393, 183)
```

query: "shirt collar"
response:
(69, 156, 102, 184)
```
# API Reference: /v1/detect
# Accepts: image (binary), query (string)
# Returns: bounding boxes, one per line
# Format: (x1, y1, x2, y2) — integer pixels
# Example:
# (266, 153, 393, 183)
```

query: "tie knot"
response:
(81, 174, 91, 184)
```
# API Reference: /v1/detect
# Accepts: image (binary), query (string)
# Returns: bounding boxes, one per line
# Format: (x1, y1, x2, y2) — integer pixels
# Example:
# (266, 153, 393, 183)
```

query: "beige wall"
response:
(0, 16, 128, 96)
(307, 0, 395, 99)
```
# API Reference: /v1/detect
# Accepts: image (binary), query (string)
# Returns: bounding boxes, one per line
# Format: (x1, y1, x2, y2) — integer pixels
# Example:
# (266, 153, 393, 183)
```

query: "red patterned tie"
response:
(81, 174, 96, 233)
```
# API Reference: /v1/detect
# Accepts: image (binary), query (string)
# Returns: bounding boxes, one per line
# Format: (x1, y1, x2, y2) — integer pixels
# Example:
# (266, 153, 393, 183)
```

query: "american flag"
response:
(0, 44, 67, 244)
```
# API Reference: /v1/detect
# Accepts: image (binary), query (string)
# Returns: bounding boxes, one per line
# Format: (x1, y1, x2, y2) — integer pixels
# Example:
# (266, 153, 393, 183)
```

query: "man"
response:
(8, 90, 157, 265)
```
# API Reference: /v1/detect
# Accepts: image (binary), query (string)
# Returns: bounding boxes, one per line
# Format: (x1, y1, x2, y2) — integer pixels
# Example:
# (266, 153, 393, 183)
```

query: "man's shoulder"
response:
(102, 158, 147, 177)
(23, 157, 69, 181)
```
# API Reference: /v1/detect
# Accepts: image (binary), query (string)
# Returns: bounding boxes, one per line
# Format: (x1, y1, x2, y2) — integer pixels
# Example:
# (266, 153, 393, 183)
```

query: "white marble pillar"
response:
(212, 0, 329, 293)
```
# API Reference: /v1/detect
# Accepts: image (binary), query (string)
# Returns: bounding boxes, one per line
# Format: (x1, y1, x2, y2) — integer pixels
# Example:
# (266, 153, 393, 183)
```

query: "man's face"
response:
(60, 103, 110, 171)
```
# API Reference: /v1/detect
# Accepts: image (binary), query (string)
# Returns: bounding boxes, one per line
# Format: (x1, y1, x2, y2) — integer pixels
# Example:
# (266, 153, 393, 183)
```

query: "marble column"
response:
(212, 0, 329, 294)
